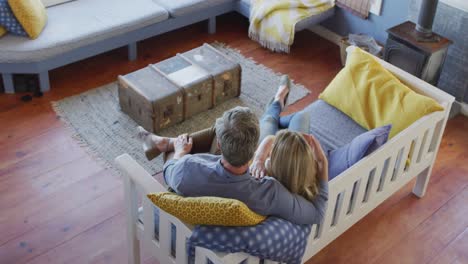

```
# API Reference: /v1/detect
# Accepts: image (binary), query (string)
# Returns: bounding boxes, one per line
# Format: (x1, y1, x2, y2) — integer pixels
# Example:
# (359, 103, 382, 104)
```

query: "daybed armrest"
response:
(115, 153, 166, 194)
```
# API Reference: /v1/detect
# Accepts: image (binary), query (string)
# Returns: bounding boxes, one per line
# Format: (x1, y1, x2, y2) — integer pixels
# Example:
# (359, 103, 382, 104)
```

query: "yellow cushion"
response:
(147, 192, 266, 226)
(8, 0, 47, 39)
(319, 48, 443, 138)
(0, 26, 6, 37)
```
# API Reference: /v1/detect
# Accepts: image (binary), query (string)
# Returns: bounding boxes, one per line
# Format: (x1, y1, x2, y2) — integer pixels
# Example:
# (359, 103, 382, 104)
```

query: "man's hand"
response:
(173, 134, 193, 159)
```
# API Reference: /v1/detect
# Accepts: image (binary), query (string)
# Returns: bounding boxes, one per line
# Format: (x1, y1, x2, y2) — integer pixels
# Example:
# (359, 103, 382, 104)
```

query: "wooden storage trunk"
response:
(118, 44, 241, 132)
(153, 55, 214, 119)
(118, 55, 213, 132)
(118, 67, 184, 132)
(182, 43, 241, 106)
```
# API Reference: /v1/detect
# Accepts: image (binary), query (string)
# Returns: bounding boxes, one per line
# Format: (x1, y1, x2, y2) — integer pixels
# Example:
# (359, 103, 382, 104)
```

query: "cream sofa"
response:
(0, 0, 334, 93)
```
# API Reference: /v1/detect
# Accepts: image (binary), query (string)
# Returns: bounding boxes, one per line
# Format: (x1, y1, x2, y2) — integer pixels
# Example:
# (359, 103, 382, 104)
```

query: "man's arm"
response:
(163, 134, 193, 191)
(265, 179, 329, 225)
(163, 158, 183, 192)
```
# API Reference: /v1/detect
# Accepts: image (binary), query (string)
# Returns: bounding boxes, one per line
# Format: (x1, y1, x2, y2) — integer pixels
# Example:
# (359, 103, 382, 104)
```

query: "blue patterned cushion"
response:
(188, 217, 312, 264)
(0, 0, 28, 37)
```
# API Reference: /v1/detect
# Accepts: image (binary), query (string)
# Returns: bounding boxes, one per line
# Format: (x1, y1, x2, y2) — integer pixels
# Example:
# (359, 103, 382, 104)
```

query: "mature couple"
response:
(138, 76, 328, 225)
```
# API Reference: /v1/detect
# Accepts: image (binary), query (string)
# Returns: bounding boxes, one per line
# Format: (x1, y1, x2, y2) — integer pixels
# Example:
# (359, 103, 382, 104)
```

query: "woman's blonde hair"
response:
(268, 130, 319, 202)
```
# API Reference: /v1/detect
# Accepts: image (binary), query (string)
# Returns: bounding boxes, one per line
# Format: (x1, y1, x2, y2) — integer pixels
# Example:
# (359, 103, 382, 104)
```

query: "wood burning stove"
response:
(383, 0, 452, 86)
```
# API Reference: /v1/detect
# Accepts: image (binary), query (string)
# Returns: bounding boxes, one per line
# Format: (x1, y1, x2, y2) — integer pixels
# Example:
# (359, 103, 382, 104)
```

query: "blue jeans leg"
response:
(279, 111, 310, 134)
(259, 101, 282, 143)
(279, 114, 294, 128)
(289, 111, 310, 134)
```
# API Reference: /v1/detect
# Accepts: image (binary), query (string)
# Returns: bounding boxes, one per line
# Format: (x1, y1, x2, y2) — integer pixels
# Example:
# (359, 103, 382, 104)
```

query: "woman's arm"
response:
(250, 135, 276, 179)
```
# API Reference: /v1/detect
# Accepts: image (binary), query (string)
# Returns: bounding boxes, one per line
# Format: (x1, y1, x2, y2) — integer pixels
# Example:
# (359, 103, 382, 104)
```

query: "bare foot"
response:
(137, 126, 170, 160)
(274, 75, 290, 108)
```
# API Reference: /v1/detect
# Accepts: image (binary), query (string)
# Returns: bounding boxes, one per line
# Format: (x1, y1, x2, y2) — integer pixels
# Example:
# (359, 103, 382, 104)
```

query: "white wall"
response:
(370, 0, 383, 15)
(440, 0, 468, 12)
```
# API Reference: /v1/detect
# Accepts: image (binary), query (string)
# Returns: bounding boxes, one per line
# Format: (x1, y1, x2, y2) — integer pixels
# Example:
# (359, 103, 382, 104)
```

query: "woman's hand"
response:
(251, 158, 267, 179)
(250, 136, 275, 179)
(173, 134, 193, 159)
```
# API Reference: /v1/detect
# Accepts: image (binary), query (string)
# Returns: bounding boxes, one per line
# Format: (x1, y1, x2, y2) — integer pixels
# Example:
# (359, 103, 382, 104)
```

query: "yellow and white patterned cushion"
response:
(0, 26, 6, 37)
(8, 0, 47, 39)
(147, 192, 266, 226)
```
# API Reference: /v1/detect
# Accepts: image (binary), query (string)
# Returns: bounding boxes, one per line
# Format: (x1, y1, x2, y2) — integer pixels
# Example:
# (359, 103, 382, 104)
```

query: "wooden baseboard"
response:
(308, 25, 343, 46)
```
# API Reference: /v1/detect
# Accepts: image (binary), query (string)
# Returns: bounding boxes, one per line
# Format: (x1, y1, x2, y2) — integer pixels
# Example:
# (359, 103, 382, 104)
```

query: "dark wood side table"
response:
(384, 21, 452, 86)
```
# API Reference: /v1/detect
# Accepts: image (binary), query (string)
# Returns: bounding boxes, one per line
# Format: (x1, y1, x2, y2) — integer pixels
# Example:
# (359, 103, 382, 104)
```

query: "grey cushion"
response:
(305, 100, 367, 154)
(239, 0, 334, 31)
(152, 0, 233, 17)
(328, 125, 391, 180)
(0, 0, 169, 63)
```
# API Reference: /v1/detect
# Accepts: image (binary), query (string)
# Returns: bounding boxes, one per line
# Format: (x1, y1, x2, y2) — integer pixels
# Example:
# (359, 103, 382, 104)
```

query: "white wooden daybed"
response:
(115, 46, 455, 264)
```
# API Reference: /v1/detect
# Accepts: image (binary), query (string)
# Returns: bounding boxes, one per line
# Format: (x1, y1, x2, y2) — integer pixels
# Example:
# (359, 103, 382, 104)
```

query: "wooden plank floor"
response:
(0, 13, 467, 264)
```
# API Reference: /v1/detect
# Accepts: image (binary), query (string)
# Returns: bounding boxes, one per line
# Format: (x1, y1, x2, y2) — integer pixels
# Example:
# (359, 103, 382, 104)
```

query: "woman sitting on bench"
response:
(251, 75, 328, 203)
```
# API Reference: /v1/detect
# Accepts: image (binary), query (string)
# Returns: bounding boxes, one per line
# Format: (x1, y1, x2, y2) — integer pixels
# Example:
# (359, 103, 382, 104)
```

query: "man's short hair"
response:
(215, 106, 259, 167)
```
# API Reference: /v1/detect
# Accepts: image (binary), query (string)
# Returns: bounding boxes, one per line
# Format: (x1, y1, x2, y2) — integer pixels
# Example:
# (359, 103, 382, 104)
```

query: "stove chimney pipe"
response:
(416, 0, 439, 36)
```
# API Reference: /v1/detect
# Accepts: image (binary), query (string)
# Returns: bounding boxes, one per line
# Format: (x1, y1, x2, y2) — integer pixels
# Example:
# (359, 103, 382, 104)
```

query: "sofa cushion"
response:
(8, 0, 48, 39)
(0, 0, 169, 63)
(152, 0, 232, 17)
(0, 0, 28, 37)
(328, 125, 391, 180)
(147, 192, 266, 226)
(188, 217, 312, 264)
(305, 99, 367, 155)
(0, 26, 6, 37)
(319, 48, 444, 138)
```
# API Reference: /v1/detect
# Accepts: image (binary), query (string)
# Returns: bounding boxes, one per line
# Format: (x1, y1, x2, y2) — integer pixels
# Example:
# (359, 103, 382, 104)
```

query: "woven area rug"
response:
(52, 43, 309, 175)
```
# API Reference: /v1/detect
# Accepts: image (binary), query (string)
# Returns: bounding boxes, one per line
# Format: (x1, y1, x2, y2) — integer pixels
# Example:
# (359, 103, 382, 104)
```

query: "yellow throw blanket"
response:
(249, 0, 334, 53)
